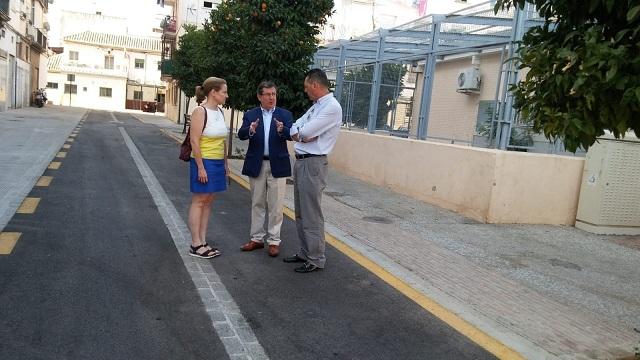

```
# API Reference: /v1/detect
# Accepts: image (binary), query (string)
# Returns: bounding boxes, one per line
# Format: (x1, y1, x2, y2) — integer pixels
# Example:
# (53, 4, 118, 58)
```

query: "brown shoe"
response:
(268, 245, 280, 257)
(240, 241, 264, 251)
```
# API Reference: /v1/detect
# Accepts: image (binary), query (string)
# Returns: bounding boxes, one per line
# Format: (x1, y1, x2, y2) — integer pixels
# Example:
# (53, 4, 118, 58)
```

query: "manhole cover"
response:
(362, 216, 393, 224)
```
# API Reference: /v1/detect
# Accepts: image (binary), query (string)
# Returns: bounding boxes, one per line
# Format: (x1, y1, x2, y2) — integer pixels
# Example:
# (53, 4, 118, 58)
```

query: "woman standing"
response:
(188, 77, 229, 258)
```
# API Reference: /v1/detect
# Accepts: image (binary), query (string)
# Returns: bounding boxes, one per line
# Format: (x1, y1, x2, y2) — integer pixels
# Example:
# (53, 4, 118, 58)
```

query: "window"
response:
(104, 55, 114, 70)
(67, 74, 75, 82)
(69, 51, 79, 61)
(133, 91, 143, 100)
(64, 84, 78, 94)
(203, 1, 213, 8)
(134, 59, 144, 69)
(157, 61, 161, 71)
(83, 87, 87, 92)
(47, 82, 58, 89)
(99, 87, 112, 97)
(157, 94, 165, 103)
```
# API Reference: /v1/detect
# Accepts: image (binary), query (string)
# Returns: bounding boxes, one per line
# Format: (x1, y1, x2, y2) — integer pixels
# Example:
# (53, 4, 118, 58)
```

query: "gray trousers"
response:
(293, 156, 328, 268)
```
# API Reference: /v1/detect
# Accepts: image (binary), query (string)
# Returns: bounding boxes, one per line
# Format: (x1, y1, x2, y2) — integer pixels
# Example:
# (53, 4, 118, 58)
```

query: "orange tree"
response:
(202, 0, 334, 116)
(172, 24, 210, 111)
(495, 0, 640, 151)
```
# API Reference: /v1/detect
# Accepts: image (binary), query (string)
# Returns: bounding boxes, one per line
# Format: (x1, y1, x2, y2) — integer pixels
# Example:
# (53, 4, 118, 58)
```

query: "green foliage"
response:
(201, 0, 334, 115)
(343, 64, 407, 129)
(494, 0, 640, 152)
(172, 24, 210, 100)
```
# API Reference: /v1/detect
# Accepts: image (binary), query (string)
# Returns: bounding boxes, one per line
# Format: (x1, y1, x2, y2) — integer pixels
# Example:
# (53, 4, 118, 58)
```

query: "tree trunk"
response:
(227, 108, 235, 157)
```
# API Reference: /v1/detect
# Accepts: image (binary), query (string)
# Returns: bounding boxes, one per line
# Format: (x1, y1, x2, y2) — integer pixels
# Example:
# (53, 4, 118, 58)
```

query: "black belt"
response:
(263, 156, 270, 160)
(295, 154, 326, 160)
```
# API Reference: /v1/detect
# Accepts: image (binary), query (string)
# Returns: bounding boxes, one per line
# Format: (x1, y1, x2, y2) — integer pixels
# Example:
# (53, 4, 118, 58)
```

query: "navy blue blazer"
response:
(238, 107, 293, 178)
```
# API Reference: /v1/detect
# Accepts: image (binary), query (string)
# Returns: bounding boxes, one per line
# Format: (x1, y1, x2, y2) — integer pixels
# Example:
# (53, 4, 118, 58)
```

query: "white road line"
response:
(110, 112, 123, 123)
(119, 127, 268, 360)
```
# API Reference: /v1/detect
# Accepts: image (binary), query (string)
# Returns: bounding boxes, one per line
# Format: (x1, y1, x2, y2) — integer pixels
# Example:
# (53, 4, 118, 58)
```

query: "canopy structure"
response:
(314, 1, 542, 149)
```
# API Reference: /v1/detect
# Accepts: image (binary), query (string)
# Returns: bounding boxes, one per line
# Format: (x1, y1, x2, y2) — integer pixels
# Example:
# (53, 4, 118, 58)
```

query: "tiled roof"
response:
(64, 31, 162, 53)
(48, 54, 61, 72)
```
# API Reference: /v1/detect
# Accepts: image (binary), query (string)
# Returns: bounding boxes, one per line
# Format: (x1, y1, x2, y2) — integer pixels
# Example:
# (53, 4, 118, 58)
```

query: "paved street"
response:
(1, 106, 638, 359)
(0, 109, 495, 359)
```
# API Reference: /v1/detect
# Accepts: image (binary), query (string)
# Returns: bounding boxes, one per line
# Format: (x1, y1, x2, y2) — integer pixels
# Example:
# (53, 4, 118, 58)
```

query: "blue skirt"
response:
(190, 158, 227, 193)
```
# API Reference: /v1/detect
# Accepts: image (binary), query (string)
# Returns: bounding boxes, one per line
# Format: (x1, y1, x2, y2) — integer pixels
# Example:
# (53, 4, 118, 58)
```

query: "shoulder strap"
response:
(200, 106, 208, 129)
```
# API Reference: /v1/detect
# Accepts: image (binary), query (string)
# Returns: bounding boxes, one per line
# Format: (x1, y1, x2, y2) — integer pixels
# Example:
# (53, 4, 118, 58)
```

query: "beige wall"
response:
(329, 130, 584, 225)
(410, 52, 502, 143)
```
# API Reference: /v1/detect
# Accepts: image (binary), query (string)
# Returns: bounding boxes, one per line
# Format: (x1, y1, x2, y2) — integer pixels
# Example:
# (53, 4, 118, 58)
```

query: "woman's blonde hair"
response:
(195, 77, 226, 104)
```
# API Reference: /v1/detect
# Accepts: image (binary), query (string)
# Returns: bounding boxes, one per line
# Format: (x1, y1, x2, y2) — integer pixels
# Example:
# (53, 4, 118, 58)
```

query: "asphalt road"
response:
(0, 110, 495, 360)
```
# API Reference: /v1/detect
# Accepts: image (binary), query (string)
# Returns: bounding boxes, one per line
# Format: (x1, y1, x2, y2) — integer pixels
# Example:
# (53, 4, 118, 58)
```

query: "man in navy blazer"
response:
(237, 81, 293, 257)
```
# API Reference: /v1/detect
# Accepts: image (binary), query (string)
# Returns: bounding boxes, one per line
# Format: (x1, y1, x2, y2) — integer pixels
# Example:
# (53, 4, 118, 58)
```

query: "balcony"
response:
(28, 25, 47, 52)
(0, 0, 10, 23)
(160, 59, 174, 81)
(160, 16, 177, 35)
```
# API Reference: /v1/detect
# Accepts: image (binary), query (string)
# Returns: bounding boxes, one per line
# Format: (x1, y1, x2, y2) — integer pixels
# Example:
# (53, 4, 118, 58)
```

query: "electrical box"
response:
(456, 68, 481, 93)
(575, 134, 640, 235)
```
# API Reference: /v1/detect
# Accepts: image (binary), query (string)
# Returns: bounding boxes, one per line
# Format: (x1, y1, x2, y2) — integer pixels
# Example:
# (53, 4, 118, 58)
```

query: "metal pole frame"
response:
(417, 17, 442, 140)
(498, 4, 527, 150)
(333, 42, 346, 104)
(366, 29, 387, 134)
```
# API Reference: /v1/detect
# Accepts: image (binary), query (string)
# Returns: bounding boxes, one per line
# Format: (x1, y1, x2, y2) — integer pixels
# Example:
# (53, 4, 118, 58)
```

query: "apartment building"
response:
(46, 30, 164, 112)
(0, 0, 49, 111)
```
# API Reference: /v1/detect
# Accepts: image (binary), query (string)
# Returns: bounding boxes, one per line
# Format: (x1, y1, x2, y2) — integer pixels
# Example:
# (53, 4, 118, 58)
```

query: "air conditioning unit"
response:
(456, 68, 481, 94)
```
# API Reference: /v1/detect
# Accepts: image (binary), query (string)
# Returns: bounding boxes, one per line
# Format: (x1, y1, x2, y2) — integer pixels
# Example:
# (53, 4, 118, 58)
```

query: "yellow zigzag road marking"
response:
(0, 232, 21, 254)
(17, 197, 40, 214)
(36, 176, 53, 187)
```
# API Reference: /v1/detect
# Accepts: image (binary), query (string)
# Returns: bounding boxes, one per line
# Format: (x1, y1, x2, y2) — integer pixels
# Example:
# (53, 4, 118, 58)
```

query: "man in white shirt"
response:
(283, 69, 343, 273)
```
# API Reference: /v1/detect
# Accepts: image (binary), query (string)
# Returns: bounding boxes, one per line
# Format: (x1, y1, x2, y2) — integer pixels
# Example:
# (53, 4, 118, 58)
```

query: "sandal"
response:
(189, 244, 221, 259)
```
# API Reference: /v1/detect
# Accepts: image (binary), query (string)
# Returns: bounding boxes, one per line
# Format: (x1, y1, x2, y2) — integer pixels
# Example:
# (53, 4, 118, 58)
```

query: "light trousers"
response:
(249, 160, 286, 245)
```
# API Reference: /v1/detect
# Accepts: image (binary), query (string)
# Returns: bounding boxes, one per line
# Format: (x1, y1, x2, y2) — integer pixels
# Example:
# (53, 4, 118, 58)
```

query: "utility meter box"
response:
(575, 134, 640, 235)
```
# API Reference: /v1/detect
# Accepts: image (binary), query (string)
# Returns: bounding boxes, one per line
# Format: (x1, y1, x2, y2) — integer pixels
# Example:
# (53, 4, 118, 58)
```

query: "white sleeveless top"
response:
(202, 107, 227, 137)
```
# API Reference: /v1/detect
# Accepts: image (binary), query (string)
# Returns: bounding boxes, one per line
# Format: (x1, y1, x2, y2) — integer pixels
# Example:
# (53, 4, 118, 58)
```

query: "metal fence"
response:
(314, 1, 582, 155)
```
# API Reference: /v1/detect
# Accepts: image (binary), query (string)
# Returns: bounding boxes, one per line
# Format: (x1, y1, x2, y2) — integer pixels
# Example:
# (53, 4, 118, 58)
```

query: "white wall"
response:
(180, 0, 219, 27)
(47, 72, 126, 110)
(60, 43, 129, 77)
(127, 53, 163, 87)
(38, 53, 47, 89)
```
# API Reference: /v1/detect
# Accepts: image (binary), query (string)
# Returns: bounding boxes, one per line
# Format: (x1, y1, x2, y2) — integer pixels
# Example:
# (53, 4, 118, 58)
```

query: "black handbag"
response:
(179, 106, 207, 161)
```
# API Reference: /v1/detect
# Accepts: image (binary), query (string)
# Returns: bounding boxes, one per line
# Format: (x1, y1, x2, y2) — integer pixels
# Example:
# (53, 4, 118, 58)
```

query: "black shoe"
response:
(294, 262, 321, 273)
(283, 254, 306, 263)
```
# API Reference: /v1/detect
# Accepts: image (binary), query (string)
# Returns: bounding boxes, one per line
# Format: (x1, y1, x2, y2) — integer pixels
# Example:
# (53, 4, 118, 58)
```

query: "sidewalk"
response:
(133, 111, 640, 359)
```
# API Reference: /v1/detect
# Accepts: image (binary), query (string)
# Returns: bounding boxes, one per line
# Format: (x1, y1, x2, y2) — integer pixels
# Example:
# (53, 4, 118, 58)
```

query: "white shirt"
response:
(290, 93, 342, 155)
(202, 107, 227, 137)
(261, 106, 275, 156)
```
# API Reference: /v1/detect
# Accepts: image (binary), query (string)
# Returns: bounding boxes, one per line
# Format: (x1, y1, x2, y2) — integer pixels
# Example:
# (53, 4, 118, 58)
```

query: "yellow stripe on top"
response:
(195, 137, 225, 159)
